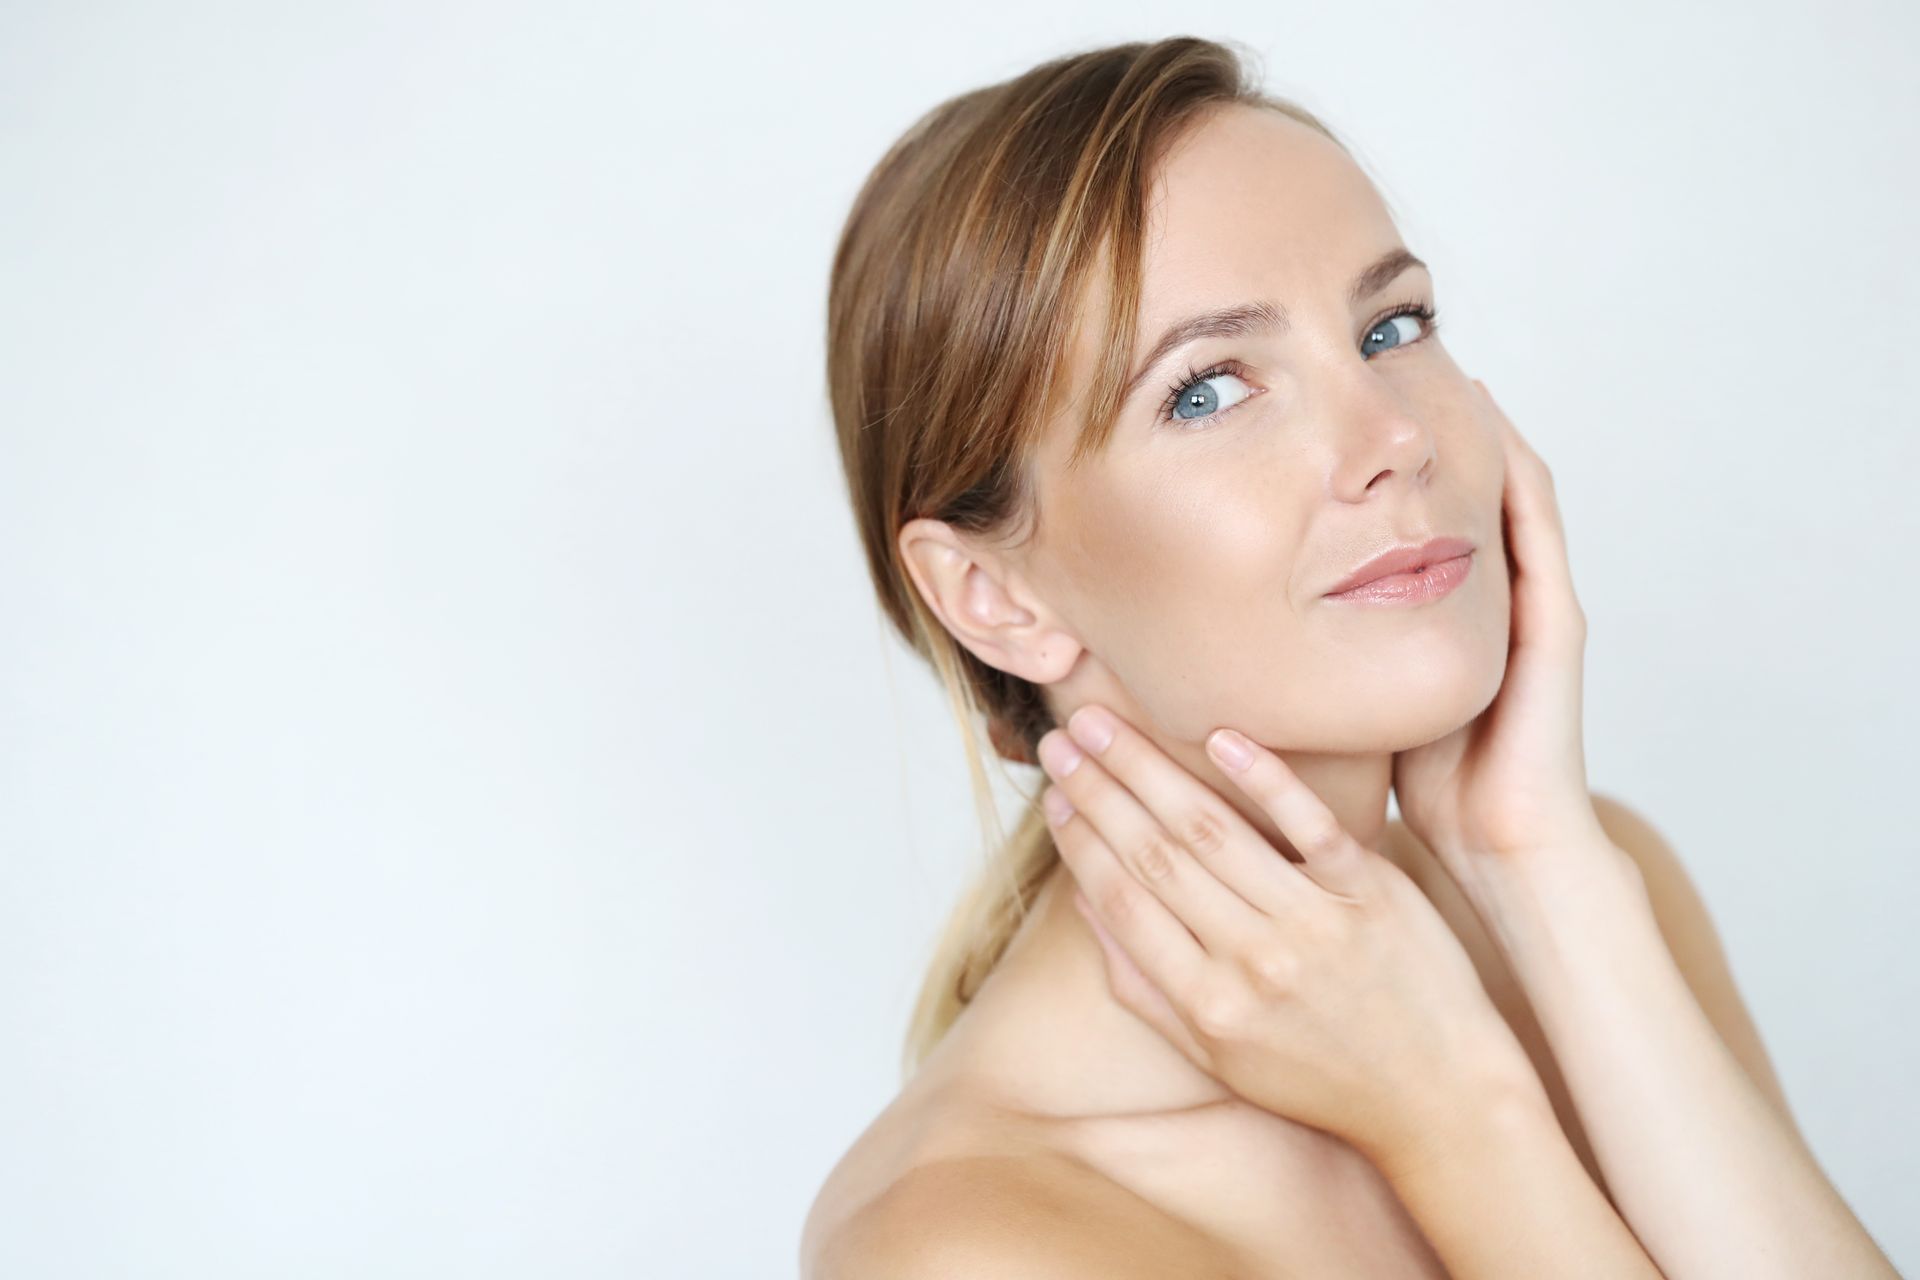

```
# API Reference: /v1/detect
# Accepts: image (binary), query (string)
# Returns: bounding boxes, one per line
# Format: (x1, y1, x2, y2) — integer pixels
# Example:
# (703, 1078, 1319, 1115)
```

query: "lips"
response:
(1324, 535, 1476, 597)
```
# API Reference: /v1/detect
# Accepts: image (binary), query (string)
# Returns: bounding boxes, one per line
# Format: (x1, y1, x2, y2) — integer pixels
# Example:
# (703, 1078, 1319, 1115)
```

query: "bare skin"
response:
(811, 102, 1529, 1273)
(802, 816, 1611, 1278)
(806, 103, 1873, 1275)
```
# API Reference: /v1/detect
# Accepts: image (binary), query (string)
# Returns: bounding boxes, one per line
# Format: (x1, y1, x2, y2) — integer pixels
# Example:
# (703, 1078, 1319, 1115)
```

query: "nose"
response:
(1326, 377, 1438, 501)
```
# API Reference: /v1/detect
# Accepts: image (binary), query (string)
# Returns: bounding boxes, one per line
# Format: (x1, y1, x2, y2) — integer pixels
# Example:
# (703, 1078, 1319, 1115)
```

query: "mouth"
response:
(1323, 551, 1474, 605)
(1322, 534, 1476, 603)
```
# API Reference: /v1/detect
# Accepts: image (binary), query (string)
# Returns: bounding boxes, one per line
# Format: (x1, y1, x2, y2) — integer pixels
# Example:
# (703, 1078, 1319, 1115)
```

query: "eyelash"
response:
(1156, 299, 1444, 430)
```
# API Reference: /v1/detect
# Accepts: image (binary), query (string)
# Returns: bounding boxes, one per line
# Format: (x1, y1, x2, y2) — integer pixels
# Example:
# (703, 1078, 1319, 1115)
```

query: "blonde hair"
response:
(823, 36, 1349, 1080)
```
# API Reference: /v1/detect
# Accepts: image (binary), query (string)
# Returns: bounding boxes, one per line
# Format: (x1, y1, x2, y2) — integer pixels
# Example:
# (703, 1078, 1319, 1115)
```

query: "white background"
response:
(2, 2, 1914, 1276)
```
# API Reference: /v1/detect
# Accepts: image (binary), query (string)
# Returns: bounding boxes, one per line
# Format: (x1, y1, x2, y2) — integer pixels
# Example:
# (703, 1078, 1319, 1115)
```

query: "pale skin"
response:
(819, 103, 1895, 1277)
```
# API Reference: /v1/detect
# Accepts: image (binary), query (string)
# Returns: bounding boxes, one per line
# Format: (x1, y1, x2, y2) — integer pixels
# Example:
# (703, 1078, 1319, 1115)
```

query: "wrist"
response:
(1354, 1038, 1553, 1182)
(1450, 835, 1650, 941)
(1367, 1069, 1556, 1190)
(1450, 839, 1674, 1049)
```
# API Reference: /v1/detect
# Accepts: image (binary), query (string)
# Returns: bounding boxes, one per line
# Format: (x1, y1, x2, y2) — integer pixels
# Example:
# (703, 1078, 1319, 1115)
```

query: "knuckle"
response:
(1189, 979, 1249, 1041)
(1129, 831, 1181, 884)
(1242, 944, 1300, 996)
(1096, 882, 1136, 927)
(1173, 807, 1231, 863)
(1296, 815, 1348, 860)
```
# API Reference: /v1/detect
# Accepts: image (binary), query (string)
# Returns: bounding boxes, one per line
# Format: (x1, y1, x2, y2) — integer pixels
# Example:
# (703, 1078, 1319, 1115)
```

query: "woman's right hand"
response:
(1037, 707, 1548, 1168)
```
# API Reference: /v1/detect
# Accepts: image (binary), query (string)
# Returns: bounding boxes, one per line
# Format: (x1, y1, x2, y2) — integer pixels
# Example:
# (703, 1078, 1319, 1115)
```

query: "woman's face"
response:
(1017, 103, 1512, 753)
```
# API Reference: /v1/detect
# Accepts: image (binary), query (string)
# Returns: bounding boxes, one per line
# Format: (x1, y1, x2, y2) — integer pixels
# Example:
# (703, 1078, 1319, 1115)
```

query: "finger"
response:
(1202, 729, 1374, 903)
(1476, 380, 1585, 648)
(1039, 727, 1267, 955)
(1070, 887, 1211, 1064)
(1061, 705, 1307, 918)
(1043, 781, 1213, 1014)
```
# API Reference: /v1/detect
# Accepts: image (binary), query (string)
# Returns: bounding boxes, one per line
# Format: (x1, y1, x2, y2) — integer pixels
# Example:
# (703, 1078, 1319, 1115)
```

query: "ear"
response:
(896, 517, 1082, 685)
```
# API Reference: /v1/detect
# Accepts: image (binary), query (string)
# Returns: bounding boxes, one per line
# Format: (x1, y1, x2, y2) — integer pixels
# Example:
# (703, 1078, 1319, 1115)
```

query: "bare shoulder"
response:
(807, 1150, 1236, 1280)
(1588, 791, 1804, 1140)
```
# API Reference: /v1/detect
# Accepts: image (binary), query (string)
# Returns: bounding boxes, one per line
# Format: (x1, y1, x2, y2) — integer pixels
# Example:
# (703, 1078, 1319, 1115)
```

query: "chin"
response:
(1306, 625, 1508, 752)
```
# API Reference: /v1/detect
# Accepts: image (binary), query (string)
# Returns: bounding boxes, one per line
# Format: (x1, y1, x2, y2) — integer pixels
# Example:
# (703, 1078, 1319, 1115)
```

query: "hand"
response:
(1036, 707, 1544, 1164)
(1390, 380, 1612, 881)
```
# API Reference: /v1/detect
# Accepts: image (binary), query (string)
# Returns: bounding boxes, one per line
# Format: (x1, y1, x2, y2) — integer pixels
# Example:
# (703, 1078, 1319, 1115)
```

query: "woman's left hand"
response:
(1389, 380, 1614, 885)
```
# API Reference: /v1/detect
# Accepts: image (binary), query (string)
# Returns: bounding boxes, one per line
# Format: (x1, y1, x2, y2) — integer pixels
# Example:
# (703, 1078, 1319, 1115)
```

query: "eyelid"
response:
(1154, 298, 1441, 431)
(1156, 359, 1258, 426)
(1365, 298, 1442, 346)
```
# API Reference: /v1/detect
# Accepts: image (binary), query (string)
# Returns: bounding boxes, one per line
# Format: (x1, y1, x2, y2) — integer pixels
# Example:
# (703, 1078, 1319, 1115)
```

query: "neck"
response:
(924, 748, 1399, 1121)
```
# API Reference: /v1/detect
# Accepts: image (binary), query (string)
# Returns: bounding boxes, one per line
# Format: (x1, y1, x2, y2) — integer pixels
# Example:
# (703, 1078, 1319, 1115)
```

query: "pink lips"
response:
(1323, 535, 1475, 605)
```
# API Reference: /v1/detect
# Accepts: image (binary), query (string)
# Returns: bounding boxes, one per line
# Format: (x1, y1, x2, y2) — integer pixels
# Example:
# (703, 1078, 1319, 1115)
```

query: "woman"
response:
(803, 37, 1895, 1278)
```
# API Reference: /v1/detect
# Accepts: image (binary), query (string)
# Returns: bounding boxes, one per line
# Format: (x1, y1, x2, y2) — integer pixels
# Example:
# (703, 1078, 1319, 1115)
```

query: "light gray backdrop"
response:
(1, 2, 1914, 1277)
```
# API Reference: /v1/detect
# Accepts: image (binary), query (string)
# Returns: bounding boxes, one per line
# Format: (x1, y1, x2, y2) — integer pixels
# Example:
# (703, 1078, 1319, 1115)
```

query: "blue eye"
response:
(1361, 301, 1441, 357)
(1157, 299, 1444, 432)
(1161, 363, 1256, 427)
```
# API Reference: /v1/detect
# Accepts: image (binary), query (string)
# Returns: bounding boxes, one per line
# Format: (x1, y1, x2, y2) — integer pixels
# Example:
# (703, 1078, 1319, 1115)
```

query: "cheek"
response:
(1098, 461, 1305, 613)
(1074, 476, 1315, 721)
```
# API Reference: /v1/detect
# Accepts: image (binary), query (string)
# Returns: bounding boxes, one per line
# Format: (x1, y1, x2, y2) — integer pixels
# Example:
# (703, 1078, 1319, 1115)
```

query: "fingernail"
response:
(1043, 785, 1076, 825)
(1067, 705, 1116, 753)
(1039, 731, 1084, 778)
(1207, 729, 1255, 771)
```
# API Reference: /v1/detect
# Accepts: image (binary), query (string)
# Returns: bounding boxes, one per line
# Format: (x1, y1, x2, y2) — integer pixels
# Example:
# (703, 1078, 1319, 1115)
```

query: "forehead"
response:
(1139, 104, 1400, 314)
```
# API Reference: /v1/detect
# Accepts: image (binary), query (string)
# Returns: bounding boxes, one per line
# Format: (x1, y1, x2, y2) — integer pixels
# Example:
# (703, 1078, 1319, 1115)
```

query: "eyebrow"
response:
(1121, 247, 1431, 404)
